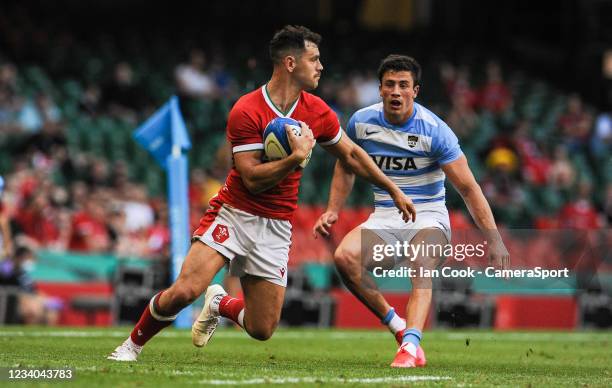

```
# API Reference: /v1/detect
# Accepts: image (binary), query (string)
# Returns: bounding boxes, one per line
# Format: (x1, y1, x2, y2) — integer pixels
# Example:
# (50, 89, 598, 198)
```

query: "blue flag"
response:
(133, 96, 191, 169)
(132, 96, 193, 328)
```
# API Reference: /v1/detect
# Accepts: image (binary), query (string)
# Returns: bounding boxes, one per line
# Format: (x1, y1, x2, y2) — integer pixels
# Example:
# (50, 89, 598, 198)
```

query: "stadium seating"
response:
(0, 25, 609, 330)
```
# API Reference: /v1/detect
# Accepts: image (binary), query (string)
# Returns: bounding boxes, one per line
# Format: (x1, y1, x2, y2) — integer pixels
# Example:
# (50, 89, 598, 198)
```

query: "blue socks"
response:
(381, 308, 406, 334)
(402, 328, 422, 348)
(381, 308, 395, 324)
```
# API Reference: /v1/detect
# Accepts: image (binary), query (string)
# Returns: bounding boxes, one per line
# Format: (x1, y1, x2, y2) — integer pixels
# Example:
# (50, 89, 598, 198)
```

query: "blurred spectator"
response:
(334, 81, 359, 124)
(175, 49, 216, 99)
(213, 140, 233, 177)
(0, 176, 13, 259)
(68, 194, 111, 253)
(0, 88, 19, 132)
(84, 158, 110, 189)
(106, 202, 126, 253)
(120, 183, 154, 233)
(208, 52, 235, 97)
(14, 191, 60, 248)
(109, 160, 130, 190)
(0, 245, 62, 325)
(590, 108, 611, 158)
(512, 120, 550, 185)
(15, 96, 41, 132)
(448, 209, 472, 230)
(440, 63, 478, 108)
(69, 180, 89, 211)
(13, 93, 59, 135)
(481, 147, 531, 225)
(144, 202, 170, 260)
(557, 181, 603, 229)
(548, 145, 576, 190)
(189, 168, 206, 209)
(79, 83, 102, 116)
(189, 168, 223, 210)
(352, 70, 380, 107)
(0, 63, 19, 132)
(478, 61, 512, 114)
(0, 63, 18, 96)
(558, 94, 592, 152)
(239, 57, 267, 94)
(485, 146, 519, 173)
(102, 62, 148, 116)
(0, 63, 23, 133)
(113, 187, 163, 260)
(0, 246, 35, 293)
(35, 93, 61, 125)
(27, 118, 67, 156)
(446, 91, 479, 140)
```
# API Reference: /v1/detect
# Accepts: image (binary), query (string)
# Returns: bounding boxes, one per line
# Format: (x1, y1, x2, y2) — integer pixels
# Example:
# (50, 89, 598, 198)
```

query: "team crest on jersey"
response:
(407, 135, 419, 148)
(212, 224, 230, 243)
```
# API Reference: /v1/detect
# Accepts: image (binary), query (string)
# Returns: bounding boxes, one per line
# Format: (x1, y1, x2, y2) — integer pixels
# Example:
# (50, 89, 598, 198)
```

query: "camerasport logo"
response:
(212, 224, 230, 243)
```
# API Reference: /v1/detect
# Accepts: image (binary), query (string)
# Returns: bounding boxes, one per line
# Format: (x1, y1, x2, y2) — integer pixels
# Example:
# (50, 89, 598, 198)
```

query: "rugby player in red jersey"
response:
(108, 25, 416, 361)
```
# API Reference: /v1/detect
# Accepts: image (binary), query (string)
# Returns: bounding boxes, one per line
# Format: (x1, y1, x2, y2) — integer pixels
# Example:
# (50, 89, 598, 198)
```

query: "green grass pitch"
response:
(0, 327, 610, 387)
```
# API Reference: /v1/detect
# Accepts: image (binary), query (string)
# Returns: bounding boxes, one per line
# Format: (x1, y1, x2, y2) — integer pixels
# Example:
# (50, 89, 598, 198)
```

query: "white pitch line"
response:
(194, 376, 452, 385)
(0, 330, 605, 342)
(441, 332, 604, 342)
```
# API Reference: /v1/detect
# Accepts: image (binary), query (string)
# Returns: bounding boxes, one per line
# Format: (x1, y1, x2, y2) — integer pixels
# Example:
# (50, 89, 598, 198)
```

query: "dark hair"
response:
(377, 55, 421, 86)
(269, 25, 322, 64)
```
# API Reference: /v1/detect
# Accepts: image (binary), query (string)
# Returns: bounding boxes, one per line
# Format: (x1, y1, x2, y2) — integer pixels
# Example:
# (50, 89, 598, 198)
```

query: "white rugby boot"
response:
(192, 284, 227, 347)
(107, 338, 142, 361)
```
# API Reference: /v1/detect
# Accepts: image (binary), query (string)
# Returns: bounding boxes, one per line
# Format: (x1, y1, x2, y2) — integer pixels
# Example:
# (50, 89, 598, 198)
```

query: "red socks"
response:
(218, 295, 245, 327)
(130, 291, 176, 346)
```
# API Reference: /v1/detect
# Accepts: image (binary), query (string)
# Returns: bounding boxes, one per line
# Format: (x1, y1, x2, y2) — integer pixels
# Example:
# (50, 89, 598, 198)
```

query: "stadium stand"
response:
(0, 2, 609, 329)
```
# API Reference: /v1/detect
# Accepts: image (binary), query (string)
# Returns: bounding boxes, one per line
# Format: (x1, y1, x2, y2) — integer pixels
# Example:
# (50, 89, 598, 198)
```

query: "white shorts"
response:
(360, 201, 451, 248)
(192, 200, 291, 287)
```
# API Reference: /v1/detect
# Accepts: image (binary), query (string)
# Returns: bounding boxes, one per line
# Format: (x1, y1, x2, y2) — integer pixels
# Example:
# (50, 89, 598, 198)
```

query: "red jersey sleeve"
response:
(316, 105, 342, 146)
(227, 104, 264, 153)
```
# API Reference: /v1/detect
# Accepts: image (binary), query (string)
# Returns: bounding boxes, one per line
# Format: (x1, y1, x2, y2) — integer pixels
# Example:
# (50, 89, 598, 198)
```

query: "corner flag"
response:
(133, 96, 192, 328)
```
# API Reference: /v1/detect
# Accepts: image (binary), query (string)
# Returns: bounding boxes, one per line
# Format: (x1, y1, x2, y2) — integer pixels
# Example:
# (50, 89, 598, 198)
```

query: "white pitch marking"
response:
(441, 332, 603, 342)
(0, 330, 605, 342)
(195, 376, 452, 385)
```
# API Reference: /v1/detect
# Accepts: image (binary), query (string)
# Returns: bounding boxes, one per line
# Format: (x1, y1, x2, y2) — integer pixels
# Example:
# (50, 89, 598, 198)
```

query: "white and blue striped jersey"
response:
(346, 102, 462, 209)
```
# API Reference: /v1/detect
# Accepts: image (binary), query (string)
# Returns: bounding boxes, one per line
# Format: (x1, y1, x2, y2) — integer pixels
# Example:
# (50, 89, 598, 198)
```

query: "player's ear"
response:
(284, 55, 297, 72)
(413, 85, 420, 98)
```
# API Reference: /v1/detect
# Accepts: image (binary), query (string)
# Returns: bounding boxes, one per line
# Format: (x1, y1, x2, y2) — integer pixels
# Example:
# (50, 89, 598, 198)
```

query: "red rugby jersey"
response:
(215, 85, 341, 220)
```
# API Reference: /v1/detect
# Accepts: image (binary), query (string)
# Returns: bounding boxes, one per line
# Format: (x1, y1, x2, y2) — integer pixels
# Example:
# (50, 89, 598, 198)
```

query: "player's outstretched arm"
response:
(313, 160, 355, 238)
(235, 123, 315, 194)
(441, 155, 510, 270)
(323, 134, 416, 223)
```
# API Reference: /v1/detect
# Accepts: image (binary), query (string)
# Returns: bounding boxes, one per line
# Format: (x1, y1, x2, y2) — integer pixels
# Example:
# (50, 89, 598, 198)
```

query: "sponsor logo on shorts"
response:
(279, 267, 286, 278)
(212, 224, 230, 243)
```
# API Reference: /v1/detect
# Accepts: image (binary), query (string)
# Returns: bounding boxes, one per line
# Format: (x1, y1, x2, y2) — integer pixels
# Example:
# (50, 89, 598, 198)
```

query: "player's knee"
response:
(249, 326, 275, 341)
(246, 320, 277, 341)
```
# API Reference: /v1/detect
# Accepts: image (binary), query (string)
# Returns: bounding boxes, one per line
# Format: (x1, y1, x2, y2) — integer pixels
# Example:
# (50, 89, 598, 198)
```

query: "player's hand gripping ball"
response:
(263, 117, 311, 168)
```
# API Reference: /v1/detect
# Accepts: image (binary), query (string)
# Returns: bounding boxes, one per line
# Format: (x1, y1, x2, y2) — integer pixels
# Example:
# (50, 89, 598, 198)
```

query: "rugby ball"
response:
(263, 117, 311, 168)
